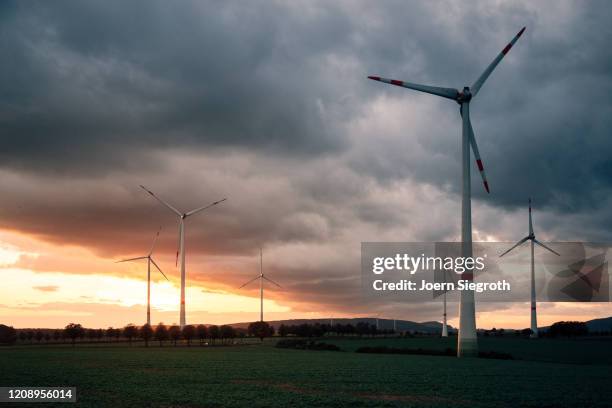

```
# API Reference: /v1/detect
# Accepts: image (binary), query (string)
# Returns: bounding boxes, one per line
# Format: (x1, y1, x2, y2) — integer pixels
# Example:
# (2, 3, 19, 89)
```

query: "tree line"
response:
(2, 319, 608, 346)
(1, 323, 249, 346)
(64, 323, 248, 346)
(277, 322, 397, 337)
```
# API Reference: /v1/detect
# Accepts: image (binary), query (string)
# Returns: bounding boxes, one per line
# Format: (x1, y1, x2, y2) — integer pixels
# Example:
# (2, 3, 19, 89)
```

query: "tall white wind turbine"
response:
(239, 248, 281, 322)
(500, 199, 559, 338)
(116, 228, 169, 326)
(369, 27, 526, 357)
(140, 185, 226, 328)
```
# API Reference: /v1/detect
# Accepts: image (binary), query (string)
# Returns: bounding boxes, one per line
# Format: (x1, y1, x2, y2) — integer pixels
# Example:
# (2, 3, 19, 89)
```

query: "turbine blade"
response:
(534, 239, 560, 256)
(471, 27, 526, 97)
(367, 76, 459, 100)
(185, 198, 227, 217)
(115, 256, 147, 263)
(139, 185, 182, 216)
(263, 275, 282, 288)
(239, 276, 260, 289)
(150, 257, 169, 281)
(464, 108, 490, 193)
(148, 226, 162, 256)
(499, 236, 529, 257)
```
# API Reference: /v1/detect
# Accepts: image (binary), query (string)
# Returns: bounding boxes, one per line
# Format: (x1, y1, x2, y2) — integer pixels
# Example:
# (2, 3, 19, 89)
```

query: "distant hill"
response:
(229, 317, 456, 334)
(230, 316, 612, 334)
(586, 317, 612, 333)
(533, 316, 612, 334)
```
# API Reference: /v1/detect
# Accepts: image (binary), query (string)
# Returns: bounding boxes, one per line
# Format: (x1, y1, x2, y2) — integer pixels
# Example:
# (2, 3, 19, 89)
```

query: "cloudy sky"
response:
(1, 0, 611, 328)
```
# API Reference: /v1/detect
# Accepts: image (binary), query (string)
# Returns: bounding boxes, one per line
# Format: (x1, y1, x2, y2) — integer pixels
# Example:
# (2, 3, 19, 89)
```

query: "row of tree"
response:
(1, 323, 247, 346)
(482, 322, 595, 338)
(277, 322, 396, 337)
(2, 320, 604, 346)
(65, 323, 245, 346)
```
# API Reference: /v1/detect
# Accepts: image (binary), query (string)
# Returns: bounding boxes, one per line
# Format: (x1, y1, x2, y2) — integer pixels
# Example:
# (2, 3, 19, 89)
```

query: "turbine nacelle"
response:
(456, 87, 472, 104)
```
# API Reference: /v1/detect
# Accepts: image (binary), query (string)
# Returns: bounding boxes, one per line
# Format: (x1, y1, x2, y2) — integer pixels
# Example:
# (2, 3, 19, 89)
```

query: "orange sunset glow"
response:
(2, 227, 609, 330)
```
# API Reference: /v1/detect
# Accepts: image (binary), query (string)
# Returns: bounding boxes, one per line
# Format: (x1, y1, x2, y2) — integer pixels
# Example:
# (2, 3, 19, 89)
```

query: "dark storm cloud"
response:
(3, 0, 610, 216)
(0, 0, 357, 173)
(351, 1, 612, 219)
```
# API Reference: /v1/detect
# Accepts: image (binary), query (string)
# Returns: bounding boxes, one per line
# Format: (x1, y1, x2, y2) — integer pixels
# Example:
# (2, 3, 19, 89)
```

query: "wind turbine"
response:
(116, 228, 169, 326)
(140, 185, 226, 328)
(239, 248, 281, 322)
(441, 265, 449, 338)
(500, 198, 559, 338)
(442, 289, 449, 338)
(368, 27, 526, 357)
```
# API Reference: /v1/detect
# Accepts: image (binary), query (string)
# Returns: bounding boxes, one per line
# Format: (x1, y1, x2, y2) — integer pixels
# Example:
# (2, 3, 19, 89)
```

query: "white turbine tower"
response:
(369, 27, 526, 356)
(500, 198, 559, 338)
(240, 248, 281, 322)
(442, 289, 449, 338)
(441, 266, 449, 337)
(116, 228, 169, 326)
(140, 185, 226, 328)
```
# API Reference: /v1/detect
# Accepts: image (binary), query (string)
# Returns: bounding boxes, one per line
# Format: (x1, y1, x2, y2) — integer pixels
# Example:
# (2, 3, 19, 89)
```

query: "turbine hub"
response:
(181, 214, 186, 219)
(456, 86, 472, 104)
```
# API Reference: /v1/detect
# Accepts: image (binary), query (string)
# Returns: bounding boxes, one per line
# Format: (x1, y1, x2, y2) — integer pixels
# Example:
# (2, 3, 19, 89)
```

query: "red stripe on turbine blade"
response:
(531, 306, 536, 311)
(502, 43, 512, 55)
(476, 159, 484, 171)
(462, 272, 474, 281)
(484, 181, 490, 193)
(390, 79, 403, 86)
(181, 300, 185, 305)
(517, 27, 526, 37)
(368, 76, 381, 81)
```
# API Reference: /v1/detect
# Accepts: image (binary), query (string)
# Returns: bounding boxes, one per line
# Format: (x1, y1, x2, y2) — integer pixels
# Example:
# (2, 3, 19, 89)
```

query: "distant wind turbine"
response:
(369, 27, 527, 356)
(442, 269, 449, 338)
(116, 228, 168, 326)
(239, 248, 281, 322)
(140, 185, 226, 328)
(500, 198, 560, 338)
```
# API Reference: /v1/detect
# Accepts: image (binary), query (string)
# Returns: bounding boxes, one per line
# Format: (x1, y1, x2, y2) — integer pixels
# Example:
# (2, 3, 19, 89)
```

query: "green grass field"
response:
(1, 337, 611, 407)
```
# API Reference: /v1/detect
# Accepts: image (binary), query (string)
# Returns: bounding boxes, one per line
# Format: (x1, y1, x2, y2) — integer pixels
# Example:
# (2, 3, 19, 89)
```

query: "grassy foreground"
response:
(1, 337, 611, 407)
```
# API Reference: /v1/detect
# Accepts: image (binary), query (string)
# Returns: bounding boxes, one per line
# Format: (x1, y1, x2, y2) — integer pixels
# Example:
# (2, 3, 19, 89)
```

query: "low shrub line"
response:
(275, 339, 342, 351)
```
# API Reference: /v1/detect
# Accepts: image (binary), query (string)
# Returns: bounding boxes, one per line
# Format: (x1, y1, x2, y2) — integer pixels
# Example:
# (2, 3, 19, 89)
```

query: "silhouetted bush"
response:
(478, 351, 513, 360)
(275, 339, 341, 351)
(548, 321, 588, 338)
(220, 325, 236, 343)
(140, 324, 153, 347)
(168, 325, 181, 346)
(64, 323, 84, 345)
(0, 324, 17, 345)
(154, 323, 168, 346)
(182, 325, 195, 346)
(248, 321, 274, 340)
(208, 325, 220, 344)
(123, 324, 138, 345)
